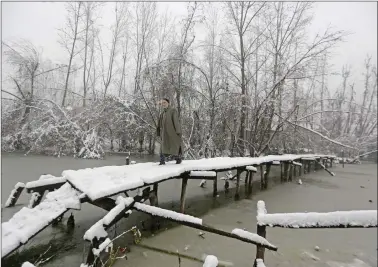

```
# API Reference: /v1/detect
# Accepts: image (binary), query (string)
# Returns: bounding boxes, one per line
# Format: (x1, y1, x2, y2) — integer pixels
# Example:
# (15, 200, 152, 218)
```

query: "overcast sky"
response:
(2, 1, 377, 97)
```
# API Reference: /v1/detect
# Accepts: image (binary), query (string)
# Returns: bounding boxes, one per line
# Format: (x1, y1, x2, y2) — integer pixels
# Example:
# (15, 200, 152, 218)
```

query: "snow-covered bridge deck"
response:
(63, 154, 332, 201)
(2, 154, 336, 260)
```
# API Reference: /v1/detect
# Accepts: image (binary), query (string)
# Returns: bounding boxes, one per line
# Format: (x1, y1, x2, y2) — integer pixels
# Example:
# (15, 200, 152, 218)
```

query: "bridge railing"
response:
(253, 200, 377, 266)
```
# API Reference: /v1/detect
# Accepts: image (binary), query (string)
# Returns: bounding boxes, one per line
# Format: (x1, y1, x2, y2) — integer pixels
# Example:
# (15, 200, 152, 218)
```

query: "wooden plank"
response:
(26, 182, 65, 194)
(2, 209, 69, 258)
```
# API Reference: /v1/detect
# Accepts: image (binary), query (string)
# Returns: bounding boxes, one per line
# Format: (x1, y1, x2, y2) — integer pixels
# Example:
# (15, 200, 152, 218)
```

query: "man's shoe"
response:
(159, 161, 166, 165)
(176, 157, 182, 164)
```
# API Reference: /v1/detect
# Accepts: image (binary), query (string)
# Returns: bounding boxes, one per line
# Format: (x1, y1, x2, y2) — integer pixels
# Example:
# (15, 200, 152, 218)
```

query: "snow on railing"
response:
(256, 200, 377, 228)
(231, 228, 276, 249)
(258, 210, 377, 228)
(26, 176, 66, 190)
(253, 200, 377, 264)
(133, 201, 203, 225)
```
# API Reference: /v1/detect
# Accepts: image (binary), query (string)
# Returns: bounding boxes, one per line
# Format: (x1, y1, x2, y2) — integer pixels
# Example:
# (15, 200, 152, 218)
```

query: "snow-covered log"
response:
(4, 182, 25, 207)
(2, 184, 81, 257)
(231, 228, 276, 249)
(257, 210, 377, 228)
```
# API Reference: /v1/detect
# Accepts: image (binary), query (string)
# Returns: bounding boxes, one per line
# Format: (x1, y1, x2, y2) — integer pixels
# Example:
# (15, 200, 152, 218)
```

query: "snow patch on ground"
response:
(203, 255, 218, 267)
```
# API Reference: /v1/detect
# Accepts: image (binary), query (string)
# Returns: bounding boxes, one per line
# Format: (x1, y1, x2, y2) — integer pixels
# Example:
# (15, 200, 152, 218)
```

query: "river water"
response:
(2, 152, 254, 266)
(2, 153, 376, 267)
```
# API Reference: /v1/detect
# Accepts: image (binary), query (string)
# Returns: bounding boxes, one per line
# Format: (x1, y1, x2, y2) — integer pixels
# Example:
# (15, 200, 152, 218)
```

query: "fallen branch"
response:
(279, 115, 355, 150)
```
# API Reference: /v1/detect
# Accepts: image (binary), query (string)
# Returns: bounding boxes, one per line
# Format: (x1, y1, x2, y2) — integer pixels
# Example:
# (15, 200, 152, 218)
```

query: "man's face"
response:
(161, 99, 169, 108)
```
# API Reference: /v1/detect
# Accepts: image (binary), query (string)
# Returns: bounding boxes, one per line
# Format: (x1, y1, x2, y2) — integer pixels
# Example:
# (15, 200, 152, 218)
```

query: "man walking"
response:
(157, 98, 182, 165)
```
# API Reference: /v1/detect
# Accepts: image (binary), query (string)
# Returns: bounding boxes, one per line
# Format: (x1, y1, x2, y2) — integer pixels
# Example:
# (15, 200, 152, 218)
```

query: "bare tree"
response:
(59, 2, 83, 107)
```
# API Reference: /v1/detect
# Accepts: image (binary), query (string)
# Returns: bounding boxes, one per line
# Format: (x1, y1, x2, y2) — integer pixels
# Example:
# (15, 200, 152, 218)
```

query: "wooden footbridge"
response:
(2, 154, 376, 267)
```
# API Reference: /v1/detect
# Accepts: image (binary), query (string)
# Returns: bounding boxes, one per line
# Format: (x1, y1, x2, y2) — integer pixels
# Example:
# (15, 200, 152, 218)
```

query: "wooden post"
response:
(213, 173, 218, 198)
(248, 171, 253, 195)
(264, 164, 271, 189)
(308, 161, 311, 173)
(280, 163, 284, 182)
(86, 237, 102, 267)
(126, 156, 130, 165)
(283, 163, 289, 182)
(330, 158, 333, 168)
(254, 224, 267, 265)
(342, 150, 345, 168)
(153, 183, 159, 206)
(303, 162, 306, 174)
(180, 177, 189, 213)
(5, 183, 25, 207)
(30, 190, 45, 208)
(255, 200, 267, 266)
(235, 169, 241, 200)
(288, 164, 293, 181)
(260, 165, 264, 190)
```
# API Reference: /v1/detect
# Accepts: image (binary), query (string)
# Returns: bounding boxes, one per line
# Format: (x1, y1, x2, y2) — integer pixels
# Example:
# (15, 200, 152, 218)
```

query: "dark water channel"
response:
(1, 152, 279, 267)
